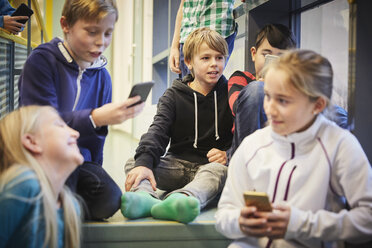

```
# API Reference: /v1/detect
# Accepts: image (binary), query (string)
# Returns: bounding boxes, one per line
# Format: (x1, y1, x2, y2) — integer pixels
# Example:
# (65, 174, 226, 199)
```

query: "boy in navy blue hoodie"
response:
(18, 0, 144, 220)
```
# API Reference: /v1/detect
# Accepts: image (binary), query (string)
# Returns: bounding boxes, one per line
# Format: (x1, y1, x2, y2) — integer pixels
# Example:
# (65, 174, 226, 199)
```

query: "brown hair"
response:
(255, 23, 296, 50)
(62, 0, 118, 26)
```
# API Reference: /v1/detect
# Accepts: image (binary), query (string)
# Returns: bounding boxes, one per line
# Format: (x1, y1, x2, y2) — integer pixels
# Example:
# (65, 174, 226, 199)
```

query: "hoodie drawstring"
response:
(214, 91, 220, 140)
(193, 92, 198, 148)
(192, 91, 219, 149)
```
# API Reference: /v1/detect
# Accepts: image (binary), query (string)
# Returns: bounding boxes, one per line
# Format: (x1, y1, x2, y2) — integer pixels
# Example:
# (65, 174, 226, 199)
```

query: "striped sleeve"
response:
(228, 71, 256, 116)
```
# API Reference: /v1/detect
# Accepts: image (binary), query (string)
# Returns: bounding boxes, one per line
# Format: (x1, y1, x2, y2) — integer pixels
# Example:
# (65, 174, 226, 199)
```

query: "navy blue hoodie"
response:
(134, 74, 233, 169)
(19, 37, 112, 165)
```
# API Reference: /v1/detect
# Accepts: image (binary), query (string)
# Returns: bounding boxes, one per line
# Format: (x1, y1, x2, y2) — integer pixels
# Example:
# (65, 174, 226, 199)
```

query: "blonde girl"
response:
(216, 50, 372, 247)
(0, 106, 83, 248)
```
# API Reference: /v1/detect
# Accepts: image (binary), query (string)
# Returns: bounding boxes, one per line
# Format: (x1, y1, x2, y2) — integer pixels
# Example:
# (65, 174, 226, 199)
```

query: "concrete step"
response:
(82, 208, 231, 248)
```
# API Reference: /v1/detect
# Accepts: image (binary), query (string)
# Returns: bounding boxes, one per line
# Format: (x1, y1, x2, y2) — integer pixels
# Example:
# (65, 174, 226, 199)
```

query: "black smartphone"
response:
(128, 81, 155, 107)
(11, 3, 34, 24)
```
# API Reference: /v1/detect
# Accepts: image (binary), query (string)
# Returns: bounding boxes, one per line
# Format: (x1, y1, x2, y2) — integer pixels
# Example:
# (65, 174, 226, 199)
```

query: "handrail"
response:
(0, 28, 38, 48)
(31, 0, 49, 42)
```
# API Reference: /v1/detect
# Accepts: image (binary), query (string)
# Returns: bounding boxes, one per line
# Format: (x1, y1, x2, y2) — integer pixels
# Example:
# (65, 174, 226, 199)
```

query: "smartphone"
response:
(128, 81, 154, 107)
(243, 191, 272, 212)
(260, 54, 279, 78)
(11, 3, 34, 24)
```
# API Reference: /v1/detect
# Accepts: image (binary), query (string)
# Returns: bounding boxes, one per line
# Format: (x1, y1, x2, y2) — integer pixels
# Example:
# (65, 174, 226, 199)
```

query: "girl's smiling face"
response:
(34, 109, 84, 170)
(263, 68, 322, 136)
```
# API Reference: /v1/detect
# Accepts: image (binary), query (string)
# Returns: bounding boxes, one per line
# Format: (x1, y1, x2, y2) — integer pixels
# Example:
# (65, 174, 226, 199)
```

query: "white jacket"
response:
(215, 114, 372, 248)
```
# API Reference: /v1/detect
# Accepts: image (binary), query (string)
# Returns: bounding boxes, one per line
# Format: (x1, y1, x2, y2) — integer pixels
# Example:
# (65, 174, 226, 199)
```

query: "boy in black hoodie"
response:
(121, 27, 233, 223)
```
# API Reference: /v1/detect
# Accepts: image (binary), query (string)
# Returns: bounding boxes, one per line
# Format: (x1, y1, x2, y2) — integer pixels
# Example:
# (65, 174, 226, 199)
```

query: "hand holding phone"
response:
(11, 3, 34, 24)
(128, 81, 154, 107)
(243, 191, 272, 212)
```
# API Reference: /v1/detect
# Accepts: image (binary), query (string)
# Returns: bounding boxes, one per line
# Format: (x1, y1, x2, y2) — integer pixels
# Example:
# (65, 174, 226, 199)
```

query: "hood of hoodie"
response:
(35, 37, 107, 71)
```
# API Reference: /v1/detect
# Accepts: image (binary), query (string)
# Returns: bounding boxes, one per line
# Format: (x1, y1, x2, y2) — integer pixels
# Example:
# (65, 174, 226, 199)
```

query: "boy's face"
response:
(263, 68, 323, 136)
(61, 13, 116, 69)
(251, 38, 285, 78)
(186, 42, 225, 87)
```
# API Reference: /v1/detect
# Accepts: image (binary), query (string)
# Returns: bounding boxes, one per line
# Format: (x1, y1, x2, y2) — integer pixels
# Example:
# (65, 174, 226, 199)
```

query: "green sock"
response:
(151, 193, 200, 224)
(121, 191, 161, 219)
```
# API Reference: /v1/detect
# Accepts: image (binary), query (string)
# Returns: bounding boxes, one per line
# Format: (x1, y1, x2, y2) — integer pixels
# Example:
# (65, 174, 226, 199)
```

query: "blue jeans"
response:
(226, 81, 266, 162)
(226, 80, 349, 162)
(125, 155, 227, 209)
(179, 28, 238, 78)
(66, 161, 122, 220)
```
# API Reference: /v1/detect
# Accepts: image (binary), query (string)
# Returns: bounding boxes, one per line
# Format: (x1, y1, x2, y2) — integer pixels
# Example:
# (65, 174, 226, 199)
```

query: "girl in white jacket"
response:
(215, 50, 372, 248)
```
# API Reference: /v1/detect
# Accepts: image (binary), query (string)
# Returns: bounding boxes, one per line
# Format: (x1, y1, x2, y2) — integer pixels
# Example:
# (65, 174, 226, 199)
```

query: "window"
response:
(300, 0, 349, 109)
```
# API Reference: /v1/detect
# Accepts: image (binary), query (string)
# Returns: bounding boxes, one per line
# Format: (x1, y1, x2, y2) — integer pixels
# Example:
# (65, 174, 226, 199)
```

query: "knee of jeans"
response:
(199, 162, 227, 177)
(237, 81, 264, 107)
(124, 158, 136, 175)
(243, 81, 264, 95)
(87, 184, 122, 220)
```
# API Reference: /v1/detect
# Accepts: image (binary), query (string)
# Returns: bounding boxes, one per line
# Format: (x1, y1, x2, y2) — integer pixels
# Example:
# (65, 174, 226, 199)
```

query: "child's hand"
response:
(265, 203, 291, 239)
(239, 206, 271, 237)
(3, 15, 27, 34)
(239, 204, 290, 239)
(91, 96, 144, 127)
(169, 47, 181, 74)
(125, 166, 157, 191)
(207, 148, 227, 165)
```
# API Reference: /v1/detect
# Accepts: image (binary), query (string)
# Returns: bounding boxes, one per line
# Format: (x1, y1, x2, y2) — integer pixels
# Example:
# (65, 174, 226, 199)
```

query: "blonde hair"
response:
(183, 27, 228, 76)
(265, 49, 333, 105)
(62, 0, 118, 27)
(0, 106, 81, 248)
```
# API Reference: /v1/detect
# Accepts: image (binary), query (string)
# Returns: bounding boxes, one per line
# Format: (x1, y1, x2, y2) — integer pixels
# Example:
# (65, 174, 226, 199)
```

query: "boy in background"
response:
(227, 23, 347, 161)
(122, 27, 233, 223)
(169, 0, 246, 78)
(18, 0, 144, 220)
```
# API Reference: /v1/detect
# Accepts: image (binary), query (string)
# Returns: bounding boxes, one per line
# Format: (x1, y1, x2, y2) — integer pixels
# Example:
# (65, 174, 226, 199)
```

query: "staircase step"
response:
(83, 208, 231, 248)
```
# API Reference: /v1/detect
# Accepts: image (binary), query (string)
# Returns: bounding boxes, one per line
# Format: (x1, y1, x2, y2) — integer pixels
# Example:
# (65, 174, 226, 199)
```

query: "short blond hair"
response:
(183, 27, 228, 67)
(62, 0, 118, 26)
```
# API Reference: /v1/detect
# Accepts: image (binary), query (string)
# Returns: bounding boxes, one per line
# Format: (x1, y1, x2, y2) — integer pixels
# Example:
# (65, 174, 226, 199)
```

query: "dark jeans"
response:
(226, 81, 266, 162)
(125, 155, 227, 209)
(179, 27, 238, 78)
(66, 161, 122, 220)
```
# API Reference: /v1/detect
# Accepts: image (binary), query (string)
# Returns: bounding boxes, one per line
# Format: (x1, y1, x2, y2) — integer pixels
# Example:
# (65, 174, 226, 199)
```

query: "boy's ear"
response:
(60, 16, 70, 33)
(184, 59, 192, 71)
(313, 97, 327, 115)
(250, 47, 257, 62)
(21, 134, 43, 155)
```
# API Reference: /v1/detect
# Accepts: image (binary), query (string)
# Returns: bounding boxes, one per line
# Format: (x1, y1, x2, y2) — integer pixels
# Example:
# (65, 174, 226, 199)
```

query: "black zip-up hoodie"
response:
(134, 74, 233, 169)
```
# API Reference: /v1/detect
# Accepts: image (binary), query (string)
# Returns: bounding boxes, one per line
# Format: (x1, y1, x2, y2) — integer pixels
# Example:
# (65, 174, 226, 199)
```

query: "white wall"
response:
(102, 0, 156, 192)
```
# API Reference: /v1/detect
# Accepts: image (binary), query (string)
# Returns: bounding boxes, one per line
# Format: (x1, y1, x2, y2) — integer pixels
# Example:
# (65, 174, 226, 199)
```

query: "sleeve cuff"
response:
(285, 206, 302, 240)
(89, 114, 97, 129)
